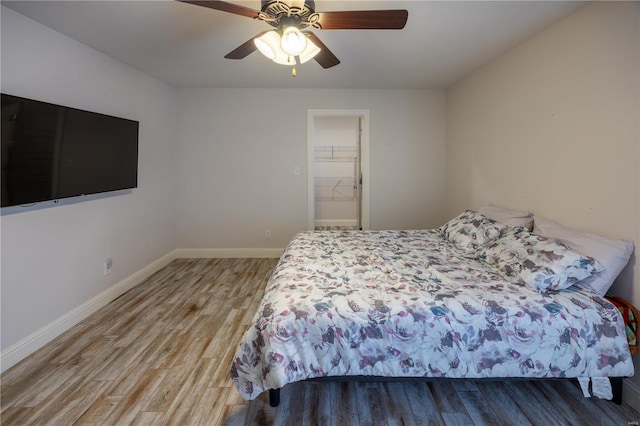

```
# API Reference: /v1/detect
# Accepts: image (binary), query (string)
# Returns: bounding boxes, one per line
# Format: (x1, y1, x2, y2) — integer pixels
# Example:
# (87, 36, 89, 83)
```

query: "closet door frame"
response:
(307, 109, 370, 231)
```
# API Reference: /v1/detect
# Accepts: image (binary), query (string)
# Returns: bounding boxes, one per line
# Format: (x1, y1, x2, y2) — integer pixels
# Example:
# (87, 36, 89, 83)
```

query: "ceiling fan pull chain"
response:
(292, 67, 297, 77)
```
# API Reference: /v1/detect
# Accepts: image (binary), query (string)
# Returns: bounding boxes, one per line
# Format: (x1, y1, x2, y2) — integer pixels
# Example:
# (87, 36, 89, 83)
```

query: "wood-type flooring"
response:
(2, 258, 639, 425)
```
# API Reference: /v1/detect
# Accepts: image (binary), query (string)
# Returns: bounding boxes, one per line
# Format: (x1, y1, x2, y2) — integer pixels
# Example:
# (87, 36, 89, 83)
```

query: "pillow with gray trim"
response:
(478, 204, 534, 231)
(478, 226, 603, 292)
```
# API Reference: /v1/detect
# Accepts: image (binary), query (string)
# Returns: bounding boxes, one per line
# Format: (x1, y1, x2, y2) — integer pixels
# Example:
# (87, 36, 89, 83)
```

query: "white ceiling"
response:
(2, 0, 586, 89)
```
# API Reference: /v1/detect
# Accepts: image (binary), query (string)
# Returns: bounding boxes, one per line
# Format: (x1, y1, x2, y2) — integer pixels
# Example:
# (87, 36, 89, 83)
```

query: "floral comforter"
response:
(230, 230, 634, 400)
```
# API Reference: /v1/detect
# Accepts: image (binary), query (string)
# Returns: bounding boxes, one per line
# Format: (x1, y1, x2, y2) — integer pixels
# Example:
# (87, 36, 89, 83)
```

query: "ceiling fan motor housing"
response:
(261, 0, 316, 12)
(260, 0, 319, 29)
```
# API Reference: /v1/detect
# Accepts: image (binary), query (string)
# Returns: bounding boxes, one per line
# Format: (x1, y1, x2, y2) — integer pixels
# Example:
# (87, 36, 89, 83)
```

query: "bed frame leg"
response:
(269, 388, 281, 407)
(610, 377, 623, 405)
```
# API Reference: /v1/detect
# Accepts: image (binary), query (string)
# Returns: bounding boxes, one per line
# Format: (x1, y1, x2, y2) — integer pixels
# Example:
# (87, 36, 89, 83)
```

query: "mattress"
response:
(230, 230, 634, 400)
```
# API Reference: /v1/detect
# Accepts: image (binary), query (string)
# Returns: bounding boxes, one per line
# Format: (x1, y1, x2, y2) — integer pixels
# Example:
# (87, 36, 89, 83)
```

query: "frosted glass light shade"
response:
(254, 31, 281, 60)
(280, 26, 307, 56)
(272, 50, 295, 66)
(298, 37, 320, 63)
(254, 27, 321, 68)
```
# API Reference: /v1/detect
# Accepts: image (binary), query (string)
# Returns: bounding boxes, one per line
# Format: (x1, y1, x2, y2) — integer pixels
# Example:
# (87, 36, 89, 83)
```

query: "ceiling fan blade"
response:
(305, 33, 340, 69)
(178, 1, 260, 19)
(316, 10, 408, 30)
(225, 32, 268, 59)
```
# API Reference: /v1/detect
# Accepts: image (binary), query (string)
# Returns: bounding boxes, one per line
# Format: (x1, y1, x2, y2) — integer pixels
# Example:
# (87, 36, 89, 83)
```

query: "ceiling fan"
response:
(179, 1, 408, 74)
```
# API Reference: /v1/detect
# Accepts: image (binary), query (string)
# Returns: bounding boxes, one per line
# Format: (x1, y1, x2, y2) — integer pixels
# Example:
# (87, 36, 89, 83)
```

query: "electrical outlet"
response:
(265, 230, 271, 239)
(104, 258, 113, 275)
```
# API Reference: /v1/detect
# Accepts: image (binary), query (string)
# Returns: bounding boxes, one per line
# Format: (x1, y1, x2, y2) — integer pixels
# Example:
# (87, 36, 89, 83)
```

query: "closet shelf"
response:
(315, 145, 358, 162)
(314, 145, 359, 201)
(315, 177, 358, 201)
(315, 176, 356, 186)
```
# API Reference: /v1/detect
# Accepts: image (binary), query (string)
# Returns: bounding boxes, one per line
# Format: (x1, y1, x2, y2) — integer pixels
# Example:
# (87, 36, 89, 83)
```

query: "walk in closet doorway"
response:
(307, 109, 370, 231)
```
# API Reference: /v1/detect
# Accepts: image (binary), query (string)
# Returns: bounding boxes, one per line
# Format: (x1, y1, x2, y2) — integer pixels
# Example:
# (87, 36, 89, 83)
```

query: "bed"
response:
(230, 210, 635, 406)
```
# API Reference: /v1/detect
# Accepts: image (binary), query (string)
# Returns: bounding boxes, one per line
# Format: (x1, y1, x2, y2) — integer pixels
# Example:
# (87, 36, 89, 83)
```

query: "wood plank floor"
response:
(2, 258, 639, 425)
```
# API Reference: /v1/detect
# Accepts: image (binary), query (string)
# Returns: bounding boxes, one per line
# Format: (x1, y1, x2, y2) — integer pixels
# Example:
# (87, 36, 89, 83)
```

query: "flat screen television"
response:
(1, 93, 139, 208)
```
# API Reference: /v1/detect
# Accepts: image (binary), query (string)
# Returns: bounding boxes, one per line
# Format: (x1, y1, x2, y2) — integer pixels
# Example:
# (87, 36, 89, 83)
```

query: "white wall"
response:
(0, 7, 176, 353)
(446, 1, 640, 393)
(0, 7, 446, 367)
(175, 88, 447, 249)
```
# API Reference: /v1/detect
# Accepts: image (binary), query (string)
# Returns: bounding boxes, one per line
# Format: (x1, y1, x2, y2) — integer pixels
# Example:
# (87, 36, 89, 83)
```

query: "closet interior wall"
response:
(313, 116, 360, 230)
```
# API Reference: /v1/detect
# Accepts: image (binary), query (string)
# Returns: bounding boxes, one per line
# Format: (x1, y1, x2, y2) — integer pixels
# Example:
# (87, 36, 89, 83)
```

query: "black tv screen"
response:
(1, 94, 138, 208)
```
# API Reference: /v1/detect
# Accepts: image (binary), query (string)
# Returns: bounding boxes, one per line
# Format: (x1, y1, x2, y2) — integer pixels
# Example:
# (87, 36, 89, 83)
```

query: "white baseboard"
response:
(623, 378, 640, 412)
(175, 248, 283, 258)
(0, 247, 282, 372)
(314, 219, 359, 227)
(0, 250, 177, 373)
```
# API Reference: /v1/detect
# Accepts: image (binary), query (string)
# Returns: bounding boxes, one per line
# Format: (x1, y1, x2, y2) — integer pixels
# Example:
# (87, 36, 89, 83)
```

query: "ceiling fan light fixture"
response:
(280, 26, 307, 56)
(298, 36, 320, 64)
(186, 1, 409, 70)
(254, 30, 281, 60)
(272, 50, 295, 66)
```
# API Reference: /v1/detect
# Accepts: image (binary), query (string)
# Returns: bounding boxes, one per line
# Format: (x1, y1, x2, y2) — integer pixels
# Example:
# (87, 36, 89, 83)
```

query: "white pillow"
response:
(533, 216, 634, 296)
(478, 204, 534, 231)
